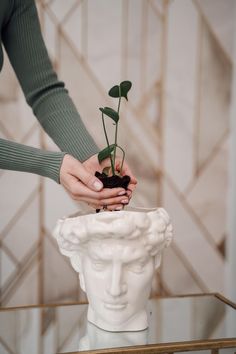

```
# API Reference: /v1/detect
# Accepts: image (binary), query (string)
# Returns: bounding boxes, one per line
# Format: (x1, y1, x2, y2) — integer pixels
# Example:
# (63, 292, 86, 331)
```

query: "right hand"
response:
(59, 154, 129, 211)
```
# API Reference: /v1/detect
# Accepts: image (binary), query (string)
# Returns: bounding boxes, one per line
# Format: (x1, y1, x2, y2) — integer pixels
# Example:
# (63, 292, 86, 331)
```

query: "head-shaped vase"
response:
(53, 207, 173, 332)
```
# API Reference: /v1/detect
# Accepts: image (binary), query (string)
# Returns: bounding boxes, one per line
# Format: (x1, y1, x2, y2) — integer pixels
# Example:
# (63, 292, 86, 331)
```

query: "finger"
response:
(71, 183, 127, 200)
(71, 161, 103, 192)
(107, 204, 125, 211)
(127, 183, 136, 193)
(63, 173, 128, 201)
(79, 195, 129, 208)
(100, 195, 129, 206)
(126, 189, 132, 198)
(115, 160, 137, 184)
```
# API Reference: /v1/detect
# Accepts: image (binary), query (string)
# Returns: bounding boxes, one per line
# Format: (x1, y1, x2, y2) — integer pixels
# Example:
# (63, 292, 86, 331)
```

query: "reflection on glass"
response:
(78, 322, 148, 350)
(0, 295, 235, 354)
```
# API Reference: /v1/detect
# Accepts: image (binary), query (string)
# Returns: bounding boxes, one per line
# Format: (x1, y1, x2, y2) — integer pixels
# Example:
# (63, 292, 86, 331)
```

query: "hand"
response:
(83, 154, 137, 199)
(95, 155, 137, 193)
(60, 154, 137, 211)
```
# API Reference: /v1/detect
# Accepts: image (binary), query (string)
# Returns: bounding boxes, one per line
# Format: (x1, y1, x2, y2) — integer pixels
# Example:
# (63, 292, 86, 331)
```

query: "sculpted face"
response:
(54, 207, 173, 332)
(79, 238, 155, 331)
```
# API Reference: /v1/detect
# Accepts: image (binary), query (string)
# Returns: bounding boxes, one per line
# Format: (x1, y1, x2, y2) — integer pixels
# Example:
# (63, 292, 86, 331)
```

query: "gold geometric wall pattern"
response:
(0, 0, 233, 313)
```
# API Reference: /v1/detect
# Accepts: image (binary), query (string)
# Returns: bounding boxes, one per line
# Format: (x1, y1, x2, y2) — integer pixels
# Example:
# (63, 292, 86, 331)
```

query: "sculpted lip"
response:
(104, 302, 127, 310)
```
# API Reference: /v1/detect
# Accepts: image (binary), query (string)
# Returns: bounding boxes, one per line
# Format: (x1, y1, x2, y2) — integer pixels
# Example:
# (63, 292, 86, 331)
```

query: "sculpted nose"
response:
(107, 263, 127, 297)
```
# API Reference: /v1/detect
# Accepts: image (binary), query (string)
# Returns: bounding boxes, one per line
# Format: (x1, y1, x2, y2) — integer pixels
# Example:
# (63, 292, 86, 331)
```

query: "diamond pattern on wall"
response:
(196, 18, 231, 173)
(0, 0, 233, 311)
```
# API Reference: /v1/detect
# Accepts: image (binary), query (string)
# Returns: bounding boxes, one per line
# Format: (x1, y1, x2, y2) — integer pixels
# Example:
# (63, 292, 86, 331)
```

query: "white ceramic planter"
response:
(53, 207, 173, 332)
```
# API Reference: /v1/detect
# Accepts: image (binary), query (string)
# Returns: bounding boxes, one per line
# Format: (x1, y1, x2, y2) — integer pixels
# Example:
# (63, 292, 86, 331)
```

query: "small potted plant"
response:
(95, 80, 132, 190)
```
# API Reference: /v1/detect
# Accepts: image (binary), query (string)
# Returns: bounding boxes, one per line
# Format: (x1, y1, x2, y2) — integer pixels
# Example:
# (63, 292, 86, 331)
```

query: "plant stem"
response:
(113, 86, 122, 174)
(117, 145, 125, 175)
(102, 113, 115, 175)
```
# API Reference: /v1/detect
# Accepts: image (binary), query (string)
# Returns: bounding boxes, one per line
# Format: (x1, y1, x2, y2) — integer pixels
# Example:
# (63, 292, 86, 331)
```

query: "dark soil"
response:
(95, 171, 131, 213)
(95, 171, 130, 190)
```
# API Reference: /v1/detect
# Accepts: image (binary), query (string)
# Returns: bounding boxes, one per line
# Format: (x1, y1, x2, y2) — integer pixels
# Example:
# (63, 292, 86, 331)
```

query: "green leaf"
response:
(99, 107, 119, 123)
(108, 85, 120, 98)
(120, 80, 132, 100)
(108, 80, 132, 101)
(98, 144, 116, 163)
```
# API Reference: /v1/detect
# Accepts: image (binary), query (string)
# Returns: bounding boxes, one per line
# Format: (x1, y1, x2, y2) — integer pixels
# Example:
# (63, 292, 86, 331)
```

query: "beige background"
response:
(0, 0, 235, 318)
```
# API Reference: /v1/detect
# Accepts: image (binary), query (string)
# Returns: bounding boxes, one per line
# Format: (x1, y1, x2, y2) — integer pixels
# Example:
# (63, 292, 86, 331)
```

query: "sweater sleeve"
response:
(1, 0, 99, 162)
(0, 138, 66, 183)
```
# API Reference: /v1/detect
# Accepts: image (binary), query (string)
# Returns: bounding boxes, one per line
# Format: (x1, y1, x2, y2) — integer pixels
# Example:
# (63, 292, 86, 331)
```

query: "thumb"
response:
(74, 163, 103, 191)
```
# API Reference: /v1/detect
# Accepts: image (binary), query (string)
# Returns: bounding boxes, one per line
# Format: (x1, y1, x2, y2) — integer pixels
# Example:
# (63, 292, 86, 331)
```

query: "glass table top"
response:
(0, 294, 235, 353)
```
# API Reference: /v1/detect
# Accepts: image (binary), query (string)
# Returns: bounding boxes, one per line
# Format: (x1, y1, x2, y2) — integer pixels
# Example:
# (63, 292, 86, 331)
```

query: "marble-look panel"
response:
(0, 171, 39, 234)
(17, 308, 40, 354)
(24, 125, 41, 148)
(146, 92, 161, 125)
(186, 141, 228, 245)
(43, 235, 79, 303)
(3, 194, 39, 262)
(118, 107, 160, 207)
(123, 108, 160, 171)
(145, 3, 162, 90)
(161, 298, 192, 341)
(5, 260, 39, 306)
(0, 49, 18, 101)
(43, 322, 56, 354)
(49, 0, 77, 23)
(0, 93, 38, 144)
(0, 343, 8, 354)
(58, 35, 109, 148)
(57, 305, 86, 352)
(151, 0, 164, 16)
(87, 0, 122, 91)
(163, 178, 224, 293)
(164, 0, 198, 191)
(191, 296, 225, 338)
(126, 0, 146, 105)
(0, 249, 16, 287)
(0, 311, 17, 354)
(63, 4, 83, 55)
(127, 172, 159, 208)
(42, 8, 58, 63)
(197, 20, 231, 170)
(162, 246, 203, 294)
(196, 0, 235, 61)
(44, 178, 77, 232)
(0, 101, 21, 140)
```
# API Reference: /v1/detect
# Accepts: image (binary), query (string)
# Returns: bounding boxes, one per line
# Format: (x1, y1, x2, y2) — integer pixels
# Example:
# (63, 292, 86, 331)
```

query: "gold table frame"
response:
(1, 293, 236, 354)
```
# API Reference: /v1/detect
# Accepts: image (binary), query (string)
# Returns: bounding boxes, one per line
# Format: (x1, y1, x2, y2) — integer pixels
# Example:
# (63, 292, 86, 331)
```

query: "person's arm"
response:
(2, 0, 98, 162)
(0, 138, 66, 182)
(0, 0, 137, 208)
(0, 140, 133, 209)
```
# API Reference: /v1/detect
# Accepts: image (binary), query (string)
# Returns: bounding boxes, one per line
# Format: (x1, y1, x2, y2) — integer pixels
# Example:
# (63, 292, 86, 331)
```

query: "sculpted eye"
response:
(127, 262, 145, 274)
(91, 260, 106, 271)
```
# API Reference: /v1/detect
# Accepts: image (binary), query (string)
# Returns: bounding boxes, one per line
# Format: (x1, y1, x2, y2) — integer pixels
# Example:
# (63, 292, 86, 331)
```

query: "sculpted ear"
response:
(154, 254, 162, 269)
(70, 255, 86, 293)
(79, 273, 86, 293)
(70, 255, 81, 272)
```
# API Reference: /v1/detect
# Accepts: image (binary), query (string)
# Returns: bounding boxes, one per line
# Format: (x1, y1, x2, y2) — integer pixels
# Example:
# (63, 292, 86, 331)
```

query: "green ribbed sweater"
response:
(0, 0, 99, 182)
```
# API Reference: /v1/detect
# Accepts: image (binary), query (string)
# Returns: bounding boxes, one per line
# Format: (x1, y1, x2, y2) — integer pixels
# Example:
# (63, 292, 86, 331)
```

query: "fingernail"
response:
(121, 199, 129, 204)
(93, 181, 103, 191)
(118, 190, 126, 196)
